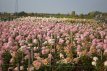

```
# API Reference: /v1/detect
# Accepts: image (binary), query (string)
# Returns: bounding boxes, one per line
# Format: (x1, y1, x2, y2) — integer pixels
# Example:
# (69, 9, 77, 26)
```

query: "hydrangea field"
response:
(0, 17, 107, 71)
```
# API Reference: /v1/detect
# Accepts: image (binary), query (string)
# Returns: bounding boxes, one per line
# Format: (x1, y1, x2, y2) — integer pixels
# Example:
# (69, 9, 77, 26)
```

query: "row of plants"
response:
(0, 17, 107, 71)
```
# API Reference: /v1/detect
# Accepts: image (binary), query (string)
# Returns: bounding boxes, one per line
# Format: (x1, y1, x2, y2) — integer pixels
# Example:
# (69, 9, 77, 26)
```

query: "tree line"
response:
(0, 11, 107, 21)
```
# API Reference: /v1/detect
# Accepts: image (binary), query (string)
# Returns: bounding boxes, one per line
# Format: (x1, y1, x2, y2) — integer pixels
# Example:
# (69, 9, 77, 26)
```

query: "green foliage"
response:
(80, 56, 94, 71)
(14, 51, 23, 64)
(2, 51, 12, 71)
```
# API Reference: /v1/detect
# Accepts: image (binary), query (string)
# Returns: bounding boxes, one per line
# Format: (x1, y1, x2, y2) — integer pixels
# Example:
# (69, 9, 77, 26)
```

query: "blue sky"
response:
(0, 0, 107, 14)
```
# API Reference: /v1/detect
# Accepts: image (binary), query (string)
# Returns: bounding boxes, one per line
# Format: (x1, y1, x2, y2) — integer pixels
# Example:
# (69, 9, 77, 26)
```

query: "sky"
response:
(0, 0, 107, 14)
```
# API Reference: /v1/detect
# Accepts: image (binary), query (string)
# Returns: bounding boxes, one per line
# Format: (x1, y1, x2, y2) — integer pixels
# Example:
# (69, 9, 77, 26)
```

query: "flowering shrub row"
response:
(0, 17, 107, 71)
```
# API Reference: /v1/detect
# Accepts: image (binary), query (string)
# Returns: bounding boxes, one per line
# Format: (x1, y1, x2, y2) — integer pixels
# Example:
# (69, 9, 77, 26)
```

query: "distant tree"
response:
(87, 11, 102, 18)
(79, 13, 84, 18)
(18, 11, 28, 16)
(0, 12, 1, 15)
